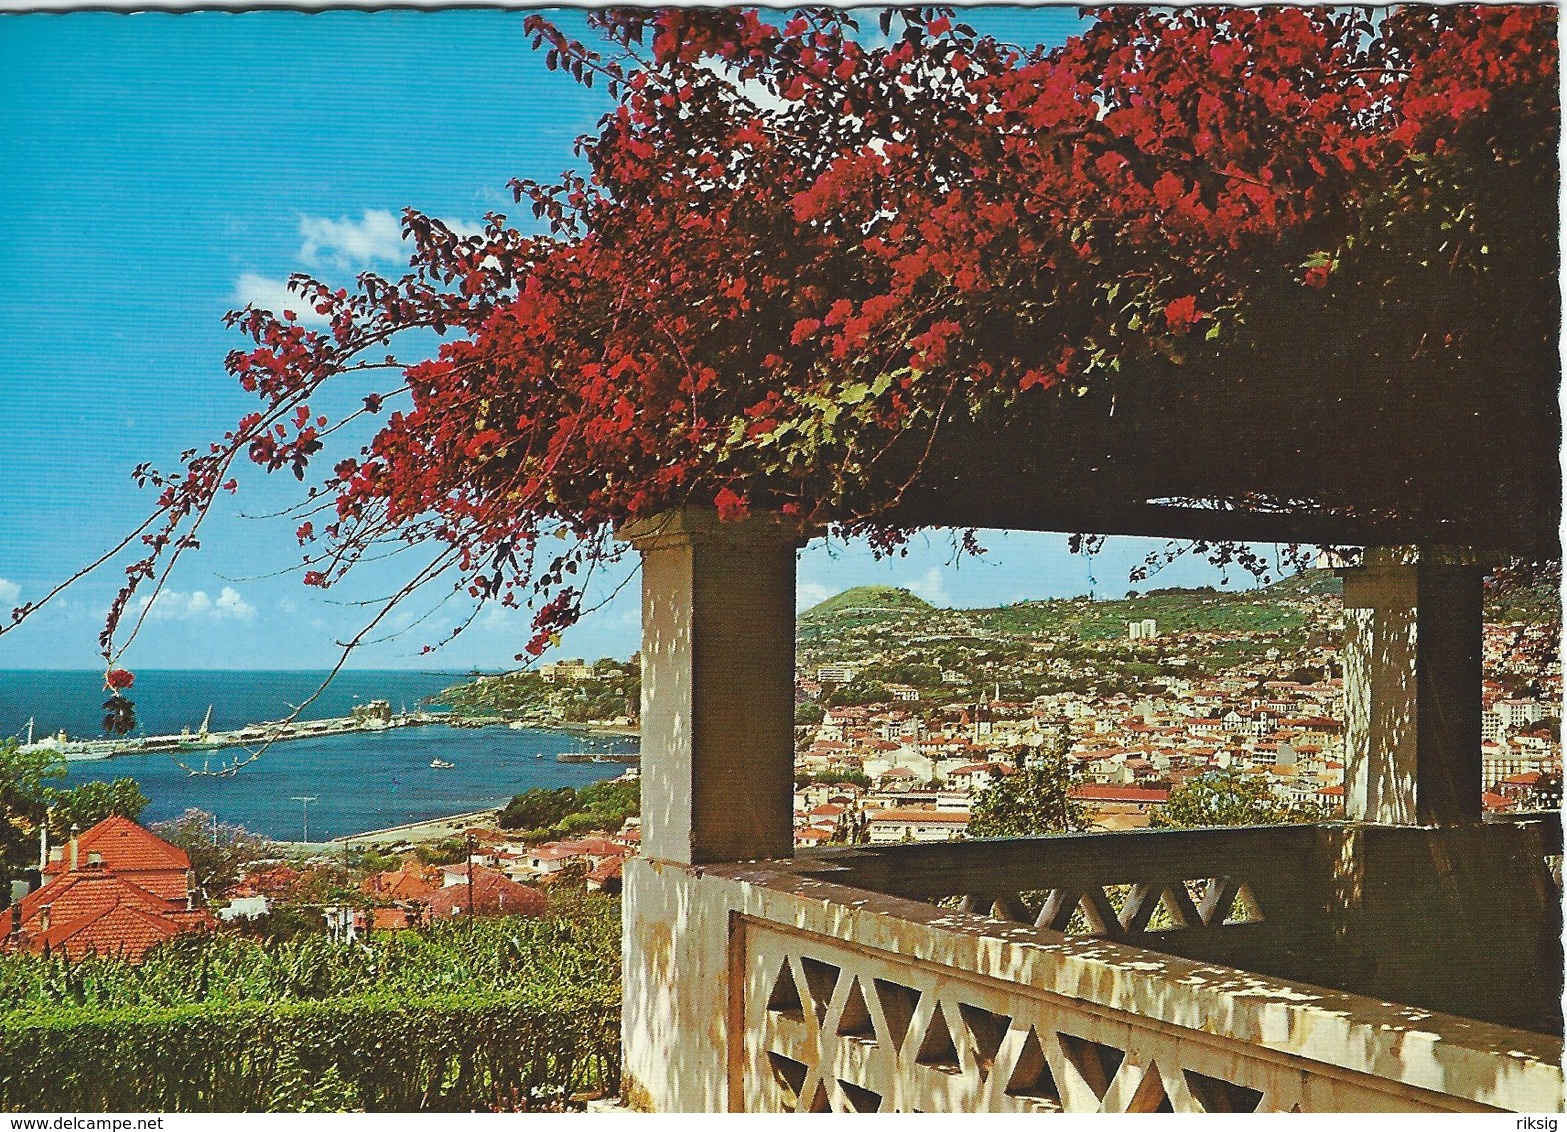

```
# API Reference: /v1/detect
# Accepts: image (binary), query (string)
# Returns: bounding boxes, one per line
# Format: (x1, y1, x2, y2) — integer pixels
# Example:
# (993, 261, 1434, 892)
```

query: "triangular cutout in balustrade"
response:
(1223, 882, 1265, 924)
(957, 1002, 1011, 1080)
(915, 1003, 961, 1072)
(1158, 882, 1201, 930)
(1058, 1032, 1125, 1100)
(837, 1079, 882, 1112)
(1184, 1070, 1264, 1112)
(1004, 1026, 1060, 1105)
(767, 1052, 810, 1110)
(766, 959, 804, 1021)
(872, 978, 920, 1052)
(837, 976, 875, 1042)
(1126, 1062, 1174, 1113)
(799, 956, 840, 1024)
(1116, 883, 1162, 935)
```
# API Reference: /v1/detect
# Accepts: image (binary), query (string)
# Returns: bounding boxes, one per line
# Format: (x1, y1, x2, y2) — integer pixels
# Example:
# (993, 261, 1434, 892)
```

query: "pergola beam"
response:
(881, 496, 1557, 559)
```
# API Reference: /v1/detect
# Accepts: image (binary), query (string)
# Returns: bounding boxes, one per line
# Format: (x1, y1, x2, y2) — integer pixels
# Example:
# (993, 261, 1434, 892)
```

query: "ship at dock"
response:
(17, 698, 442, 763)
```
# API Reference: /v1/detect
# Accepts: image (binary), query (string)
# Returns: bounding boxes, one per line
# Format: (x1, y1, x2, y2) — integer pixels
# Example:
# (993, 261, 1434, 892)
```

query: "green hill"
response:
(1264, 569, 1343, 598)
(800, 585, 934, 620)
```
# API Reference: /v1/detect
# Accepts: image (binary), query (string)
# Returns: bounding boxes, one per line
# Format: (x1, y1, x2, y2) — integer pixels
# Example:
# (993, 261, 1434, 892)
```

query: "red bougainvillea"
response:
(8, 6, 1555, 675)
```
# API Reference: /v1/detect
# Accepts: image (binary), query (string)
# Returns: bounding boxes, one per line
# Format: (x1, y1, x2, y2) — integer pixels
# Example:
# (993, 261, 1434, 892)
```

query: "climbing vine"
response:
(3, 6, 1554, 704)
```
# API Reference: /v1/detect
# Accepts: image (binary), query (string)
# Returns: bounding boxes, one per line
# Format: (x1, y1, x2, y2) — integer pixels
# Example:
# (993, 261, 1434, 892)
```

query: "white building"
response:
(865, 809, 970, 844)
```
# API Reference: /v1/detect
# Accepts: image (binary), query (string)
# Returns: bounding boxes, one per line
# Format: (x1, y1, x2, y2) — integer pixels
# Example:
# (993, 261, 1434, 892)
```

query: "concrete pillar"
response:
(619, 506, 802, 864)
(617, 507, 804, 1111)
(1338, 546, 1484, 826)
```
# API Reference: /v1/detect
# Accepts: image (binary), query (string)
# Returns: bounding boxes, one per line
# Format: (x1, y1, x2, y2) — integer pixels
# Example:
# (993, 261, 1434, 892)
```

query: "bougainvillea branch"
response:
(3, 6, 1555, 730)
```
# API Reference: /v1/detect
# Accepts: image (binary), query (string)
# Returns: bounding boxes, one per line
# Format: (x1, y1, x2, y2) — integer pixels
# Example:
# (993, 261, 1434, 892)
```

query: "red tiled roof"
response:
(866, 809, 969, 824)
(586, 857, 623, 883)
(45, 815, 190, 878)
(426, 872, 545, 918)
(1069, 785, 1171, 804)
(247, 863, 301, 896)
(361, 862, 441, 901)
(3, 858, 213, 962)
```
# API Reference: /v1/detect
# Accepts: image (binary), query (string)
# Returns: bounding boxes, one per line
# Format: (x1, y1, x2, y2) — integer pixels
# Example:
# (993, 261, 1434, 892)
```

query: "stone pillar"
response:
(619, 506, 802, 864)
(1338, 546, 1484, 826)
(617, 507, 804, 1111)
(1330, 549, 1561, 1031)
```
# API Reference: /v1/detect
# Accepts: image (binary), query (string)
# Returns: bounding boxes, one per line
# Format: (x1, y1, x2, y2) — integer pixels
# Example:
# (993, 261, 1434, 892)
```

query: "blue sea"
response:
(0, 670, 637, 842)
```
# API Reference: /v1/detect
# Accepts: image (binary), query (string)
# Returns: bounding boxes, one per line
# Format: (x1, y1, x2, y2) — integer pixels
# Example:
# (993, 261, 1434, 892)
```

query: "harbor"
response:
(19, 698, 443, 763)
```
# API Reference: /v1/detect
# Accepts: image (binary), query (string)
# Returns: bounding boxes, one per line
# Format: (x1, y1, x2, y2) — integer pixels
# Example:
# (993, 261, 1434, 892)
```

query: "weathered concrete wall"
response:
(1327, 822, 1563, 1034)
(622, 852, 1564, 1112)
(1340, 547, 1484, 826)
(621, 856, 734, 1112)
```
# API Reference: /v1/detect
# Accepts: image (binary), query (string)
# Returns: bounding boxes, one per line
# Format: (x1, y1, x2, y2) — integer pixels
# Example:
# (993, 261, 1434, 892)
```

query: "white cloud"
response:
(299, 209, 406, 270)
(480, 604, 523, 631)
(0, 578, 19, 607)
(296, 210, 485, 268)
(233, 272, 328, 325)
(796, 581, 832, 611)
(904, 568, 951, 608)
(214, 587, 255, 619)
(139, 586, 255, 623)
(235, 212, 484, 321)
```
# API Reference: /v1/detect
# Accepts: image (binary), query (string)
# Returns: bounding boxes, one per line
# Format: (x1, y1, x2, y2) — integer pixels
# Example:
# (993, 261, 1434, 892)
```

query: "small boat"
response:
(430, 758, 455, 770)
(534, 753, 544, 759)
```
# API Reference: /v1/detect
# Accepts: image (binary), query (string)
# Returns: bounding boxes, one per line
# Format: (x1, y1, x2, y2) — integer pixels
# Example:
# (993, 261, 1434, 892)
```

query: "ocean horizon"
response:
(0, 669, 635, 842)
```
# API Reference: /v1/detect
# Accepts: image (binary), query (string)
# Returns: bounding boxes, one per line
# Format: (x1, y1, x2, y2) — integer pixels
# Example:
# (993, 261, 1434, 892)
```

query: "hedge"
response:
(0, 987, 620, 1112)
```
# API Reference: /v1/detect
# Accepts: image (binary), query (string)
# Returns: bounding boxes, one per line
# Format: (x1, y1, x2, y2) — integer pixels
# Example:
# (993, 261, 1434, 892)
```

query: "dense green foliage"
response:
(1152, 769, 1331, 828)
(438, 659, 638, 725)
(0, 988, 618, 1112)
(497, 780, 639, 841)
(0, 897, 621, 1112)
(0, 739, 63, 897)
(43, 778, 149, 840)
(0, 901, 618, 1010)
(968, 750, 1088, 839)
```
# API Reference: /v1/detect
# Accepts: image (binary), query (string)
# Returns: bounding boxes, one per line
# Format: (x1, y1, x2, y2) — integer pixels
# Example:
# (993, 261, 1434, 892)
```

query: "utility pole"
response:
(291, 796, 318, 844)
(465, 832, 477, 924)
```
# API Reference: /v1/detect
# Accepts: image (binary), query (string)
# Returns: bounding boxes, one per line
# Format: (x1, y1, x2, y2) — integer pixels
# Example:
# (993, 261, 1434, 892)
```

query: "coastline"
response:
(451, 715, 641, 741)
(294, 808, 507, 850)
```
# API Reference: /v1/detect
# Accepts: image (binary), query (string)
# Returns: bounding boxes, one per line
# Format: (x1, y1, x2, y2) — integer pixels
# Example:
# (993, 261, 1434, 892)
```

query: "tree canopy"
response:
(6, 6, 1556, 680)
(1151, 768, 1328, 829)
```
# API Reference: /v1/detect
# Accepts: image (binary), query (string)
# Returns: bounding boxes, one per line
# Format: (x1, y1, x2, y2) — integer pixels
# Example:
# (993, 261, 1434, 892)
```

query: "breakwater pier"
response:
(20, 699, 442, 763)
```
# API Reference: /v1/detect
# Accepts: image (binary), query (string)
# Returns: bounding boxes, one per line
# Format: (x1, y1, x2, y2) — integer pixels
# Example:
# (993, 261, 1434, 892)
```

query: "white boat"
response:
(430, 758, 455, 770)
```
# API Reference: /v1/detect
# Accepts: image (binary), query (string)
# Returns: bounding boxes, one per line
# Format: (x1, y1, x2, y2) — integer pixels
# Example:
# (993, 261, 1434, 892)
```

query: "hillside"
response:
(800, 585, 934, 620)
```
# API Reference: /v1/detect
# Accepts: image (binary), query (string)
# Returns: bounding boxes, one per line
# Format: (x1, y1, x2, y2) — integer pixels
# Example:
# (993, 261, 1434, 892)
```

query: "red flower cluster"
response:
(79, 6, 1555, 666)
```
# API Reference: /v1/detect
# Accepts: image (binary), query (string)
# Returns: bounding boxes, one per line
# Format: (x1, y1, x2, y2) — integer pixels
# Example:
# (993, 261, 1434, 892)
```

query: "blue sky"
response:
(0, 7, 1282, 672)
